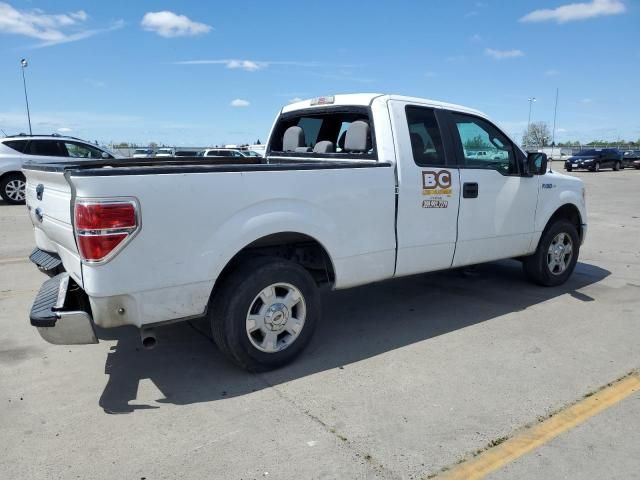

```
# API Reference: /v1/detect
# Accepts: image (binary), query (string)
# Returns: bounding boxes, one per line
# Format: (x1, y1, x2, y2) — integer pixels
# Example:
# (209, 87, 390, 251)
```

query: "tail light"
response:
(74, 198, 140, 263)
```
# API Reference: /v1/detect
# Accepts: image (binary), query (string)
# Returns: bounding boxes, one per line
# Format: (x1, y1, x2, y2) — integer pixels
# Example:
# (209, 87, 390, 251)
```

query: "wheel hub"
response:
(264, 303, 289, 332)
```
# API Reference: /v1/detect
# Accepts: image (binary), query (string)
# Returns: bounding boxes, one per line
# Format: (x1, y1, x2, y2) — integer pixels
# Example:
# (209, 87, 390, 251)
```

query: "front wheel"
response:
(566, 166, 572, 172)
(210, 256, 320, 371)
(0, 173, 26, 205)
(523, 220, 579, 286)
(614, 161, 621, 171)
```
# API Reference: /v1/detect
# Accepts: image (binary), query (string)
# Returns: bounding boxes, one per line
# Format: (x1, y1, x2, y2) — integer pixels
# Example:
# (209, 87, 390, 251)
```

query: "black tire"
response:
(0, 172, 26, 205)
(209, 256, 320, 371)
(613, 161, 621, 171)
(523, 220, 580, 287)
(566, 166, 572, 172)
(593, 162, 600, 172)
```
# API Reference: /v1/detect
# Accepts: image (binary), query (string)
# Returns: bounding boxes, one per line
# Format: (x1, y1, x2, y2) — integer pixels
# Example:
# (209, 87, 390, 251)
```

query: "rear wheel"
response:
(566, 166, 572, 172)
(523, 220, 579, 286)
(614, 161, 621, 171)
(210, 256, 320, 371)
(0, 173, 26, 205)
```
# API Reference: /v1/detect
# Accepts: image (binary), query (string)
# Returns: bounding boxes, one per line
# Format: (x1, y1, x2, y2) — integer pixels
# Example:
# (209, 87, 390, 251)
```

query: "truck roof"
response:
(282, 93, 486, 118)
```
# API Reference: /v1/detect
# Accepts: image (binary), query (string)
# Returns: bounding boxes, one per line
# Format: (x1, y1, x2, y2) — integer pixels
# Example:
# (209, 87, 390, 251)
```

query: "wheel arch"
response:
(0, 170, 26, 182)
(543, 203, 583, 243)
(210, 231, 337, 302)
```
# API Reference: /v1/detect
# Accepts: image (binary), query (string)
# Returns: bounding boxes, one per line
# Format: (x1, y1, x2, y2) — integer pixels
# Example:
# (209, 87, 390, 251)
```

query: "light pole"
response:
(526, 97, 536, 149)
(21, 58, 32, 135)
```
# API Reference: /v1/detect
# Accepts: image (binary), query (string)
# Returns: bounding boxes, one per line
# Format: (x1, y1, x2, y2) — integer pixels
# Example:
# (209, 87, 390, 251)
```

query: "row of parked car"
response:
(563, 148, 640, 172)
(0, 134, 266, 205)
(131, 147, 265, 159)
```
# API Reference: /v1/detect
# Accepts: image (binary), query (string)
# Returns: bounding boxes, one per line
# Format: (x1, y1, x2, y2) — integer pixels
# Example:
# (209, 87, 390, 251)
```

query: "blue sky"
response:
(0, 0, 638, 146)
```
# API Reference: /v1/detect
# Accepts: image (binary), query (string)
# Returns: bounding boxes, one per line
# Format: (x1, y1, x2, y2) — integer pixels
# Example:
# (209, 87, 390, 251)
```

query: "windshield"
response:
(157, 149, 172, 154)
(134, 149, 150, 154)
(576, 149, 598, 156)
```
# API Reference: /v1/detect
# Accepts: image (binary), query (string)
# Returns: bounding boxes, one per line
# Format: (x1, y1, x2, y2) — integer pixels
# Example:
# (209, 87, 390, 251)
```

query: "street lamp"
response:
(526, 97, 536, 149)
(21, 58, 32, 135)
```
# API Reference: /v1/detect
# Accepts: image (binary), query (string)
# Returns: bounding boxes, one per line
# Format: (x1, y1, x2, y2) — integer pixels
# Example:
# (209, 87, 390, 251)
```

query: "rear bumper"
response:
(30, 273, 98, 345)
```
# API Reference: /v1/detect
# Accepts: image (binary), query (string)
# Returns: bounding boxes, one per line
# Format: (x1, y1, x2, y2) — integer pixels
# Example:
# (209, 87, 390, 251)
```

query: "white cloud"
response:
(470, 34, 482, 42)
(57, 127, 72, 133)
(0, 2, 121, 47)
(580, 98, 593, 104)
(0, 2, 87, 41)
(288, 97, 304, 103)
(141, 11, 211, 37)
(33, 20, 124, 48)
(484, 48, 524, 60)
(230, 99, 250, 107)
(520, 0, 626, 24)
(424, 71, 437, 78)
(174, 59, 358, 72)
(226, 60, 265, 71)
(545, 69, 560, 76)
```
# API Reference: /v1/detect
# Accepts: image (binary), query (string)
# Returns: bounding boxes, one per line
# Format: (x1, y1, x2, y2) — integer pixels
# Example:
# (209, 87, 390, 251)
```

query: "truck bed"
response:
(23, 156, 391, 176)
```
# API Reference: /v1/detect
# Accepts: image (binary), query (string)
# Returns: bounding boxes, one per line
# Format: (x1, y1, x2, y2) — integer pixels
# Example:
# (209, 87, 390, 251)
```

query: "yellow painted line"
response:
(438, 373, 640, 480)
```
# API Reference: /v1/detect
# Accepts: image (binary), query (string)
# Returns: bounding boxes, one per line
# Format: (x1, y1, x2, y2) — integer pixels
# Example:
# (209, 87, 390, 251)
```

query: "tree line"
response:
(522, 122, 639, 149)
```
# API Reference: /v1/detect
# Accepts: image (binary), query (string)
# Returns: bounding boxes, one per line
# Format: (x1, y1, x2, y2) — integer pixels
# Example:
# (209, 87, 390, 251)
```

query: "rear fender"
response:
(204, 198, 339, 284)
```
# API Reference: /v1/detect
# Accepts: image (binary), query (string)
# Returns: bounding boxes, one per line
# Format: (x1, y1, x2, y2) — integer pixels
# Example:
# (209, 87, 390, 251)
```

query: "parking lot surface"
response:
(1, 168, 639, 479)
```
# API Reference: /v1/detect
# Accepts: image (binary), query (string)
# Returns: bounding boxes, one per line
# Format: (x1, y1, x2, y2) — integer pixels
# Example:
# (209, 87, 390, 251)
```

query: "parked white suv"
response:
(0, 135, 117, 205)
(155, 148, 175, 158)
(203, 148, 250, 158)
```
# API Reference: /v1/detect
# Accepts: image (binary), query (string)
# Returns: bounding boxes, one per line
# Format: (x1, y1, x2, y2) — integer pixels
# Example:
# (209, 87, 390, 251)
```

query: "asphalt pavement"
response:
(1, 167, 639, 479)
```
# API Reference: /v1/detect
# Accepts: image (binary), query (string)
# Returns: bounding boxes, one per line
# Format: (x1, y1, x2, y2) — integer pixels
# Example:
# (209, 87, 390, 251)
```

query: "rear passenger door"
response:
(390, 101, 461, 276)
(444, 111, 539, 266)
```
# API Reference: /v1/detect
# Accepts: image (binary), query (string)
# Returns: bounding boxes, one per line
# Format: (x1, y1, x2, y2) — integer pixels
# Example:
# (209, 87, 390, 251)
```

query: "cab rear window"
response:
(268, 107, 377, 160)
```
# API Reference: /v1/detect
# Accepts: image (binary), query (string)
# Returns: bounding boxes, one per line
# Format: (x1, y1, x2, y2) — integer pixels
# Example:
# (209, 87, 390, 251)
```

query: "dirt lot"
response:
(1, 167, 639, 479)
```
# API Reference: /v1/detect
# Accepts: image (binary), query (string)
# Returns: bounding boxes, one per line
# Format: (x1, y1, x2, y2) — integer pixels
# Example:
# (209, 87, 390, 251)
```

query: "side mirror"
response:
(527, 152, 548, 175)
(101, 151, 110, 159)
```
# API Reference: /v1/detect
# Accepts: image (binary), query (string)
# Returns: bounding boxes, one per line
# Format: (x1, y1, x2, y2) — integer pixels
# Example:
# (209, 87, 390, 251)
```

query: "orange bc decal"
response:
(422, 170, 452, 196)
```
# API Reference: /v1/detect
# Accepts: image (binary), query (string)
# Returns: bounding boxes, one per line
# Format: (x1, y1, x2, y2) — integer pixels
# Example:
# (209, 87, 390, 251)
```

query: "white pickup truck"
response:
(23, 94, 586, 371)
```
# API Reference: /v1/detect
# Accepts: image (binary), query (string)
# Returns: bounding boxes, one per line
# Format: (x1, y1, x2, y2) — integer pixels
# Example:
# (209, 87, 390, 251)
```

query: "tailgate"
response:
(23, 168, 83, 285)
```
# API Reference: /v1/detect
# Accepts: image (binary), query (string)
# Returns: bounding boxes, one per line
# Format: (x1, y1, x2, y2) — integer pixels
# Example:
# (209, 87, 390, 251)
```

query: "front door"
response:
(446, 112, 539, 267)
(391, 102, 461, 276)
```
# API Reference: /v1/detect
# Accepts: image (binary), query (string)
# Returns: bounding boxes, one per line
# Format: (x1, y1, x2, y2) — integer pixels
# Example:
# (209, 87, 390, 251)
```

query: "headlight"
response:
(584, 159, 593, 163)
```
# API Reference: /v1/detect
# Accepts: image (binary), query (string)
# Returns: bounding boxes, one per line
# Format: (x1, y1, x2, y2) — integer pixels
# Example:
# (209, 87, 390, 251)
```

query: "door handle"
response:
(463, 182, 478, 198)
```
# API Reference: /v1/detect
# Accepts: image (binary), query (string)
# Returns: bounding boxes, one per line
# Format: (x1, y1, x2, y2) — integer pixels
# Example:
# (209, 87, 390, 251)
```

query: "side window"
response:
(64, 142, 106, 159)
(452, 113, 518, 174)
(405, 106, 447, 166)
(3, 140, 28, 153)
(27, 140, 67, 157)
